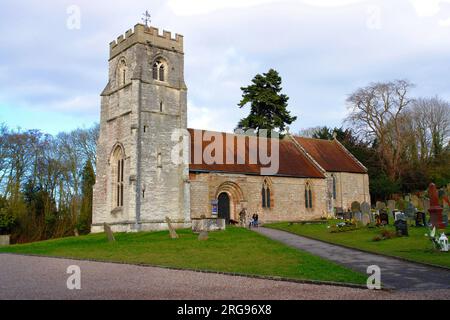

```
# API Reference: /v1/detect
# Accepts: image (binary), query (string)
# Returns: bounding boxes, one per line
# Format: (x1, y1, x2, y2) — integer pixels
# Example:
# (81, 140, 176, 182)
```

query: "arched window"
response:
(117, 59, 127, 87)
(305, 182, 313, 209)
(112, 146, 124, 208)
(262, 180, 271, 209)
(152, 59, 167, 82)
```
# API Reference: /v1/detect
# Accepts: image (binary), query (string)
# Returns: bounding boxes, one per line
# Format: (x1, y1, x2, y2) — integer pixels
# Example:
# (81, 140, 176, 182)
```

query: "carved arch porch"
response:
(214, 181, 247, 223)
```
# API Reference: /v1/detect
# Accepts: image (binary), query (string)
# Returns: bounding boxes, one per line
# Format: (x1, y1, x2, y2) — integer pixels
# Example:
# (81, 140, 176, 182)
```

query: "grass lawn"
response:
(266, 221, 450, 268)
(0, 227, 367, 285)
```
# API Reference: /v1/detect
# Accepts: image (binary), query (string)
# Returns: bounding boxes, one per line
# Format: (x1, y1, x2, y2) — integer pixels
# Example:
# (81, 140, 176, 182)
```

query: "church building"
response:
(92, 24, 370, 233)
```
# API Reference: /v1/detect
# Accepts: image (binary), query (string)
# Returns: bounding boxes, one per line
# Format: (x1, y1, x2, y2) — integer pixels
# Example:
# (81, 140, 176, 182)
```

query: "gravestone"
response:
(404, 202, 417, 220)
(354, 211, 363, 222)
(387, 200, 396, 212)
(351, 201, 361, 213)
(415, 212, 427, 227)
(443, 204, 449, 228)
(379, 210, 389, 226)
(376, 201, 386, 211)
(166, 217, 179, 239)
(394, 219, 409, 236)
(198, 231, 209, 241)
(395, 212, 406, 221)
(361, 202, 372, 223)
(104, 223, 115, 242)
(411, 195, 420, 208)
(335, 207, 344, 219)
(74, 228, 79, 237)
(343, 210, 352, 220)
(423, 198, 430, 214)
(362, 214, 371, 226)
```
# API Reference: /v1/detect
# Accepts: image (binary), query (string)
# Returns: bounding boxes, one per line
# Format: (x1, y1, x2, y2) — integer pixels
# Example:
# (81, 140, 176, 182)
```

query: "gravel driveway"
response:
(1, 254, 449, 300)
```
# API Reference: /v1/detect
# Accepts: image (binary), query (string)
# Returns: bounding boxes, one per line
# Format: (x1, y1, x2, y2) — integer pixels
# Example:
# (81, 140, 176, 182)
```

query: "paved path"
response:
(1, 254, 449, 300)
(254, 228, 450, 291)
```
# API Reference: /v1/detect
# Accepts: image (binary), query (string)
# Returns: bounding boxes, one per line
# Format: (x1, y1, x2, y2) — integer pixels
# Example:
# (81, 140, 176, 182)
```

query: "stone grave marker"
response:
(198, 231, 209, 241)
(443, 204, 449, 228)
(423, 198, 430, 214)
(361, 202, 372, 223)
(394, 219, 409, 236)
(411, 195, 420, 208)
(354, 211, 363, 223)
(379, 210, 389, 225)
(166, 217, 179, 239)
(351, 201, 361, 213)
(376, 201, 386, 210)
(104, 223, 115, 242)
(361, 214, 371, 226)
(404, 202, 417, 220)
(387, 200, 396, 212)
(415, 212, 427, 227)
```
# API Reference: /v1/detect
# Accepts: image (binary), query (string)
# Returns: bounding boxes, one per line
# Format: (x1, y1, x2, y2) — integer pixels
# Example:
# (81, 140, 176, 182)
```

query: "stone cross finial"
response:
(142, 10, 151, 28)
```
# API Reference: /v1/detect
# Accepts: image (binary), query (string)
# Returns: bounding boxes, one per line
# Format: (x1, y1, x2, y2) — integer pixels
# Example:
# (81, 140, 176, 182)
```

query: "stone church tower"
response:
(92, 24, 191, 233)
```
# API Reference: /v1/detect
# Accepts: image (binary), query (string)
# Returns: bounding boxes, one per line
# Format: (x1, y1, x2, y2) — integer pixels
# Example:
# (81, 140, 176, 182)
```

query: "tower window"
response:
(112, 146, 125, 208)
(152, 59, 167, 82)
(160, 101, 163, 112)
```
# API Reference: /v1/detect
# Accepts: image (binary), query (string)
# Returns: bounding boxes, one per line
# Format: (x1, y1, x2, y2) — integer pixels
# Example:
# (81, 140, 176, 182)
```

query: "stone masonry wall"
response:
(190, 173, 328, 223)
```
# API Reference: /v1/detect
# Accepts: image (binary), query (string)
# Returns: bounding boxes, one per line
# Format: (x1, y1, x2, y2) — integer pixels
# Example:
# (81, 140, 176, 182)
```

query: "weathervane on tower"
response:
(142, 10, 151, 28)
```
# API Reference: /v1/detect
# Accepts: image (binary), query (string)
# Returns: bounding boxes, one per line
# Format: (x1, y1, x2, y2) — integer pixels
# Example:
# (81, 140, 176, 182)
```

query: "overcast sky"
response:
(1, 0, 450, 135)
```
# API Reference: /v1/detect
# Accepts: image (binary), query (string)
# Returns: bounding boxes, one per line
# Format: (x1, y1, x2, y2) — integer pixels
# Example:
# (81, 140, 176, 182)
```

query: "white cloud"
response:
(410, 0, 443, 17)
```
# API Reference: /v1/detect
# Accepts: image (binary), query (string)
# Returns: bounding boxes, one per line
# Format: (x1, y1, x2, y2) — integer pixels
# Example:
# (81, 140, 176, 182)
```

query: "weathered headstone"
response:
(354, 212, 362, 222)
(198, 231, 209, 241)
(411, 195, 420, 208)
(394, 219, 409, 236)
(395, 212, 406, 221)
(379, 210, 389, 225)
(404, 202, 417, 220)
(335, 207, 344, 219)
(387, 200, 396, 212)
(362, 214, 371, 226)
(415, 212, 427, 227)
(423, 198, 430, 214)
(376, 201, 386, 210)
(361, 202, 372, 223)
(166, 217, 179, 239)
(104, 223, 115, 242)
(343, 210, 352, 220)
(442, 204, 449, 228)
(351, 201, 361, 213)
(74, 228, 79, 237)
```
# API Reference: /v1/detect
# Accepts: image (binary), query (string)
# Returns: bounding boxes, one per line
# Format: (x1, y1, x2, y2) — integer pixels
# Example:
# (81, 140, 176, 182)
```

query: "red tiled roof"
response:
(294, 137, 367, 174)
(188, 129, 324, 178)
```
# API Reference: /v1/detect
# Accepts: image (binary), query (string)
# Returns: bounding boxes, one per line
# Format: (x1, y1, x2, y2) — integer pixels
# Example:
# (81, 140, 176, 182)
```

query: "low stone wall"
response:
(0, 235, 10, 246)
(192, 218, 226, 233)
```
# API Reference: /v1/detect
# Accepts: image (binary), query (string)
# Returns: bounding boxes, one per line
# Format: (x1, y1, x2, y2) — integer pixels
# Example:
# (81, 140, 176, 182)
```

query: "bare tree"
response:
(345, 80, 414, 179)
(410, 97, 450, 160)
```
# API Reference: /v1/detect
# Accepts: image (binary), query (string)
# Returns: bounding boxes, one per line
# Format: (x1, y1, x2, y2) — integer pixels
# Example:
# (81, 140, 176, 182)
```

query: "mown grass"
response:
(0, 227, 367, 284)
(266, 221, 450, 268)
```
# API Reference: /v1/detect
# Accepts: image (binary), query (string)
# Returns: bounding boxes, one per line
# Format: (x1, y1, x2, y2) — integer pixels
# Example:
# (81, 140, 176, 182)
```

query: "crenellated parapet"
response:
(109, 24, 183, 59)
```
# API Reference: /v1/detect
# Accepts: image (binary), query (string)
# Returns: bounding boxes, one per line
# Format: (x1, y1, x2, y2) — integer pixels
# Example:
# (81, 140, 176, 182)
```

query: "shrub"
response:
(0, 210, 16, 235)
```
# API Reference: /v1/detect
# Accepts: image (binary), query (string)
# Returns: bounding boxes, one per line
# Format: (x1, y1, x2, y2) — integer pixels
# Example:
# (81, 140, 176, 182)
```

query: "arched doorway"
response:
(218, 193, 231, 224)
